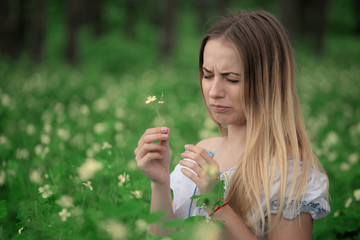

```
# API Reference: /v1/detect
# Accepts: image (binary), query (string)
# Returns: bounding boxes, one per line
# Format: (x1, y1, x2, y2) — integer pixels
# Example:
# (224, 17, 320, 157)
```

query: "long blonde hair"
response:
(199, 10, 328, 235)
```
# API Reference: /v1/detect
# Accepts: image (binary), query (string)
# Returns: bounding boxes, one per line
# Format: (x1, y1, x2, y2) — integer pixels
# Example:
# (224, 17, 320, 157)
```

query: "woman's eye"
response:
(203, 75, 213, 79)
(227, 79, 239, 83)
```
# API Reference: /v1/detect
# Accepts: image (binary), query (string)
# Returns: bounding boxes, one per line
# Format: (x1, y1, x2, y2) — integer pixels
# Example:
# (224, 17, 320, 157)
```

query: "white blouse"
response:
(170, 151, 330, 237)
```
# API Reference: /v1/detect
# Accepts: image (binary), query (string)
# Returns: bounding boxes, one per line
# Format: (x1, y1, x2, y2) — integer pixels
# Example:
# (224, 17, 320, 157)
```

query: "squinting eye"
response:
(227, 79, 239, 83)
(203, 75, 213, 79)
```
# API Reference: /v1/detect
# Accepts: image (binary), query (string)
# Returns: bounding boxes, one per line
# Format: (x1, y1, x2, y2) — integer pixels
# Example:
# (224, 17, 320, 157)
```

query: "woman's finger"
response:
(184, 144, 218, 166)
(136, 143, 166, 159)
(138, 127, 169, 146)
(136, 151, 163, 168)
(181, 151, 208, 167)
(181, 168, 201, 186)
(179, 159, 203, 177)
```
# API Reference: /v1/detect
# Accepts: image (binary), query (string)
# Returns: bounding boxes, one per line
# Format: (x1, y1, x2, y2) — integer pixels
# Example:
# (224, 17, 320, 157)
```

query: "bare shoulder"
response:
(196, 137, 224, 151)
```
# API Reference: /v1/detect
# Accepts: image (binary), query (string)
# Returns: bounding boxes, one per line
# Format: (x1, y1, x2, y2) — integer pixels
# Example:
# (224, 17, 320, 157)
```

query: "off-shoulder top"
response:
(170, 150, 330, 238)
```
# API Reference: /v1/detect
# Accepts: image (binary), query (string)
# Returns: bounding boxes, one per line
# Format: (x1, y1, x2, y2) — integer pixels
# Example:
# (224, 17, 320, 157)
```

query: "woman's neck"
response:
(225, 124, 247, 153)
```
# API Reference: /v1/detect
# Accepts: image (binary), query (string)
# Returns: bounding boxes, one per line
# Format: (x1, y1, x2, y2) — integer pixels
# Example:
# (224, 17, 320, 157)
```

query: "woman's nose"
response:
(209, 77, 225, 99)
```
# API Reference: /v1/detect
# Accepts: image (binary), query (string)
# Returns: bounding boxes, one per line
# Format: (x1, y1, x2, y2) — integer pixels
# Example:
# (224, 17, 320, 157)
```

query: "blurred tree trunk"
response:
(195, 0, 209, 31)
(0, 0, 26, 59)
(65, 0, 82, 65)
(280, 0, 329, 56)
(65, 0, 103, 65)
(28, 0, 46, 63)
(160, 0, 177, 62)
(123, 0, 137, 39)
(355, 0, 360, 35)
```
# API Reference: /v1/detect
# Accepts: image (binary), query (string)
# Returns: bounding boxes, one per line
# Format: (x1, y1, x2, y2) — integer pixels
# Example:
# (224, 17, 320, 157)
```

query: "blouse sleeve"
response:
(170, 163, 197, 219)
(268, 160, 330, 221)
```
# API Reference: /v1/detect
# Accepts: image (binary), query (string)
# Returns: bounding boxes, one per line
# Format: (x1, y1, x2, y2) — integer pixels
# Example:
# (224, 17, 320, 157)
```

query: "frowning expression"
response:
(201, 39, 246, 126)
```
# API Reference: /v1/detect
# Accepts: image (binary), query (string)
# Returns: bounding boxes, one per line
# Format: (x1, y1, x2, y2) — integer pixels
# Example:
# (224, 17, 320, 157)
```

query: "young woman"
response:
(135, 10, 330, 239)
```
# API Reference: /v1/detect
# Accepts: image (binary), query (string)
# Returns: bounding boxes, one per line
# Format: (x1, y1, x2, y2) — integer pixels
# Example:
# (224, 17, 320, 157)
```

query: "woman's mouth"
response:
(210, 104, 231, 113)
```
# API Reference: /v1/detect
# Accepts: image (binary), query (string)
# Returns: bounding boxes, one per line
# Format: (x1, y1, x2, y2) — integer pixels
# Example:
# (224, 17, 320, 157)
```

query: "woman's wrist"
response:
(209, 202, 229, 217)
(151, 180, 170, 191)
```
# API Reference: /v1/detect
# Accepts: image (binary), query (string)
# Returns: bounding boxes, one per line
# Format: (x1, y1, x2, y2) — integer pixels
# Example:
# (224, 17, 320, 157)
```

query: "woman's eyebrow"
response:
(203, 67, 240, 76)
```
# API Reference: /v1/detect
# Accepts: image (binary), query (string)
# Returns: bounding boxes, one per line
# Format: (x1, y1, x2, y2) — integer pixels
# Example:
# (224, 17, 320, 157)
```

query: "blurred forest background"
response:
(0, 0, 359, 239)
(1, 0, 359, 65)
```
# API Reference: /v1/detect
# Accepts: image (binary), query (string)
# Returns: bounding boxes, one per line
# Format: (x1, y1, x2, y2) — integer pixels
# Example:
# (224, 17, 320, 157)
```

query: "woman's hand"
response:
(135, 127, 171, 185)
(179, 144, 220, 194)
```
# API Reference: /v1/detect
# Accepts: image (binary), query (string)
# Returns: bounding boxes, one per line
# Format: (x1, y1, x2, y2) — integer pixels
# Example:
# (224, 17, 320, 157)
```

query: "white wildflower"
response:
(0, 135, 9, 145)
(322, 131, 339, 148)
(0, 170, 6, 186)
(333, 210, 339, 217)
(118, 173, 130, 187)
(145, 96, 156, 104)
(115, 108, 124, 118)
(77, 158, 103, 181)
(340, 162, 350, 172)
(102, 142, 112, 150)
(29, 169, 42, 184)
(34, 144, 43, 155)
(44, 123, 52, 133)
(57, 128, 70, 141)
(26, 124, 36, 135)
(354, 189, 360, 201)
(38, 184, 53, 198)
(18, 227, 24, 234)
(94, 122, 107, 134)
(56, 195, 74, 208)
(345, 197, 352, 208)
(114, 122, 124, 132)
(93, 97, 109, 112)
(131, 190, 143, 199)
(15, 148, 29, 160)
(80, 104, 90, 116)
(41, 134, 51, 145)
(136, 219, 148, 232)
(59, 208, 71, 221)
(127, 160, 137, 170)
(83, 181, 93, 191)
(348, 153, 359, 164)
(103, 219, 127, 240)
(1, 93, 11, 106)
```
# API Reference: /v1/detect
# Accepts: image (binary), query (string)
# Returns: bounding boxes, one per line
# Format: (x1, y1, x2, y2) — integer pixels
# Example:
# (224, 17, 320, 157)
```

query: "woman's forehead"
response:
(203, 39, 241, 71)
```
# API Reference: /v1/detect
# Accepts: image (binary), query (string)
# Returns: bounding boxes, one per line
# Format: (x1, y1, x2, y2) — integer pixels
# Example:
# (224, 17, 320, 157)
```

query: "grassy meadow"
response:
(0, 7, 359, 240)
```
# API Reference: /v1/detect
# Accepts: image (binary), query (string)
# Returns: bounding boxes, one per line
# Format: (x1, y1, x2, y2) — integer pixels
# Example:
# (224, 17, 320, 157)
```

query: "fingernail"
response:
(162, 134, 168, 138)
(184, 144, 189, 148)
(161, 127, 167, 133)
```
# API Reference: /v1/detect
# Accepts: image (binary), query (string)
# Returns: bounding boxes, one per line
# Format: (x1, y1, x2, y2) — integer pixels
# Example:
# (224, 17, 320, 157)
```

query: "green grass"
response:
(0, 8, 359, 240)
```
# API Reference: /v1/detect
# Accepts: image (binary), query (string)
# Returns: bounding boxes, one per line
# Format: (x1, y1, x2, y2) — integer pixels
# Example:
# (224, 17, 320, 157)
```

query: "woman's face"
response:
(201, 39, 246, 127)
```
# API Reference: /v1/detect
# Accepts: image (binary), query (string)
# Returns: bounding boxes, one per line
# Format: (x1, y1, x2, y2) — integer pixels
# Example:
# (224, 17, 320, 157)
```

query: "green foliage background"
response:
(0, 1, 359, 239)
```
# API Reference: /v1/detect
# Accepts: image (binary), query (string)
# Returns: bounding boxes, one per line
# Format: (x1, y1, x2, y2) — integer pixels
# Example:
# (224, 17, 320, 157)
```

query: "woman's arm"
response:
(210, 205, 313, 240)
(135, 127, 174, 235)
(149, 181, 174, 235)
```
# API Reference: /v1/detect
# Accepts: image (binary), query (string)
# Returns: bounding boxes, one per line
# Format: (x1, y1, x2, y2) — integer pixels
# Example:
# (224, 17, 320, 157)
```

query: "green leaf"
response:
(163, 218, 184, 229)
